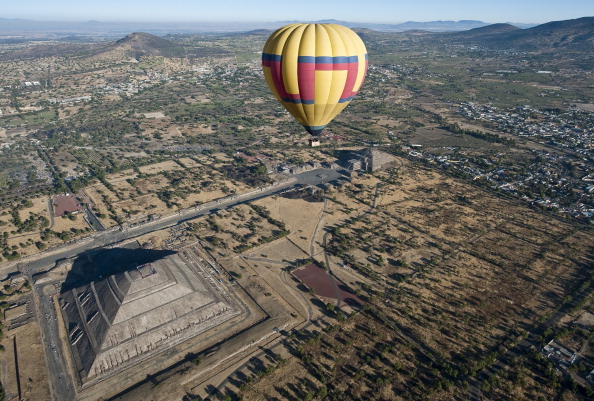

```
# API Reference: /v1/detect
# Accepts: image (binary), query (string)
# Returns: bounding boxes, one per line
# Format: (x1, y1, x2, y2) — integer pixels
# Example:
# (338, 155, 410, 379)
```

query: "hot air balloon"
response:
(262, 23, 368, 137)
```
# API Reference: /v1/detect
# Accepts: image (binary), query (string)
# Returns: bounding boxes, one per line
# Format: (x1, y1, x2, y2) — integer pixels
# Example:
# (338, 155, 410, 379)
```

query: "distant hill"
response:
(223, 29, 272, 37)
(443, 16, 594, 51)
(295, 19, 495, 32)
(390, 20, 490, 32)
(511, 16, 594, 50)
(0, 32, 184, 62)
(448, 23, 522, 39)
(110, 32, 182, 58)
(0, 31, 230, 62)
(92, 32, 230, 60)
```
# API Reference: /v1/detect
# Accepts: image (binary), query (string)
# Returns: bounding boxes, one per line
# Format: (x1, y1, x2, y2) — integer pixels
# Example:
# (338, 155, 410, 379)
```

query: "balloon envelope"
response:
(262, 23, 368, 136)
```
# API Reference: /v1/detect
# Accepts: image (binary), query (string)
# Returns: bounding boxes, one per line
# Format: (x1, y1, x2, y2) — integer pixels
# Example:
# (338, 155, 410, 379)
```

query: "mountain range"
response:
(0, 16, 592, 59)
(0, 17, 536, 37)
(296, 19, 536, 31)
(109, 17, 594, 56)
(442, 16, 594, 51)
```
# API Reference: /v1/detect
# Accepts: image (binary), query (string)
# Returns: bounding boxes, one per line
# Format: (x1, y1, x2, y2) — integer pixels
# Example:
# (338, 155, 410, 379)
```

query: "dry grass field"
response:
(253, 196, 325, 255)
(187, 203, 286, 253)
(137, 160, 182, 175)
(16, 196, 49, 222)
(0, 322, 51, 401)
(93, 158, 251, 221)
(50, 212, 87, 231)
(12, 322, 51, 401)
(0, 279, 50, 401)
(223, 160, 594, 401)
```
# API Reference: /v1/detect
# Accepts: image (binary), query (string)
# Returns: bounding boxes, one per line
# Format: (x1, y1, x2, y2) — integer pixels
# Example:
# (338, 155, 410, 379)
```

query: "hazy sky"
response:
(2, 0, 593, 24)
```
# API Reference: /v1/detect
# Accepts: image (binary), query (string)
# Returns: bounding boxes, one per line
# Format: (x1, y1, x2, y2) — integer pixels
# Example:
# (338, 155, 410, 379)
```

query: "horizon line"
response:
(0, 15, 557, 26)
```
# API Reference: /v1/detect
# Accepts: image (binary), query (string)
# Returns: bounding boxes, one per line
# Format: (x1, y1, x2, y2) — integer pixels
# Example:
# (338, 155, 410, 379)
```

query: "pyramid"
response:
(59, 250, 242, 383)
(358, 148, 397, 172)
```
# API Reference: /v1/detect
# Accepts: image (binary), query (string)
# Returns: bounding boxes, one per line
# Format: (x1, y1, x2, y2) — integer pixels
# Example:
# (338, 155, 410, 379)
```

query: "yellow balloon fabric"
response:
(262, 23, 368, 136)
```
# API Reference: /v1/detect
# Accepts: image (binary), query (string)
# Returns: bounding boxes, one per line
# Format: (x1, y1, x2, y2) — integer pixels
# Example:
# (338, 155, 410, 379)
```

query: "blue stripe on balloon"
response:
(297, 55, 359, 64)
(338, 96, 355, 103)
(282, 97, 315, 105)
(304, 125, 326, 130)
(265, 54, 365, 64)
(262, 53, 282, 62)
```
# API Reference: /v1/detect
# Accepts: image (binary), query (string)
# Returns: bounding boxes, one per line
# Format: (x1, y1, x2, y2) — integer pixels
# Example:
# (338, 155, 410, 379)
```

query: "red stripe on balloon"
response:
(340, 61, 359, 100)
(314, 63, 335, 71)
(362, 60, 369, 86)
(269, 61, 289, 99)
(299, 62, 358, 71)
(319, 63, 351, 70)
(269, 58, 364, 103)
(298, 61, 315, 103)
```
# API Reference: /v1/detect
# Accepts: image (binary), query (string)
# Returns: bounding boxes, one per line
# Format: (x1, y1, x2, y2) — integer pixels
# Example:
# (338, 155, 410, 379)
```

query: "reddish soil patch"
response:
(53, 194, 83, 217)
(292, 263, 364, 307)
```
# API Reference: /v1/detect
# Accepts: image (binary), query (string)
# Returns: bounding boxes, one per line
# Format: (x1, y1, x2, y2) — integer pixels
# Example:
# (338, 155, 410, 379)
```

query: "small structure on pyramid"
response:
(359, 148, 398, 171)
(59, 249, 244, 385)
(342, 148, 398, 172)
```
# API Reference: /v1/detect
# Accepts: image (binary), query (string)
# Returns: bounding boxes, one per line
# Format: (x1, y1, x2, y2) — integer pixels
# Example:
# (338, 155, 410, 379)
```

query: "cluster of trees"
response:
(96, 190, 121, 225)
(8, 200, 48, 234)
(38, 116, 141, 148)
(441, 121, 516, 146)
(234, 228, 290, 253)
(233, 352, 288, 400)
(221, 161, 270, 187)
(0, 144, 52, 198)
(0, 200, 53, 260)
(230, 204, 291, 252)
(156, 188, 185, 209)
(249, 204, 287, 232)
(199, 204, 292, 253)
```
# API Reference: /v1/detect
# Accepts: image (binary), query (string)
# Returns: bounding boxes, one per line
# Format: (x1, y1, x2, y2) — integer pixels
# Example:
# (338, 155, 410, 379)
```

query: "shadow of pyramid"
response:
(61, 244, 176, 294)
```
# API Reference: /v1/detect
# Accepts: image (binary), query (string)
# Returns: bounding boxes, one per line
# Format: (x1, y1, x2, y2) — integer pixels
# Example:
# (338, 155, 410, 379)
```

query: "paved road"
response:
(84, 205, 105, 231)
(33, 285, 76, 400)
(18, 168, 345, 277)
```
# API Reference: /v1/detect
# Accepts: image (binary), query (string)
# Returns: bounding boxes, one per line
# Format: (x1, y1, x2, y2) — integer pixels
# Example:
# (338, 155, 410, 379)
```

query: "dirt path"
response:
(309, 198, 327, 258)
(47, 198, 55, 230)
(280, 269, 313, 323)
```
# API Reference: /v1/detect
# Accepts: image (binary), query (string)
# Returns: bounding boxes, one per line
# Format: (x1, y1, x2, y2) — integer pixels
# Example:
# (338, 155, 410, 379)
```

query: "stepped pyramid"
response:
(59, 250, 242, 383)
(342, 148, 398, 172)
(358, 148, 398, 172)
